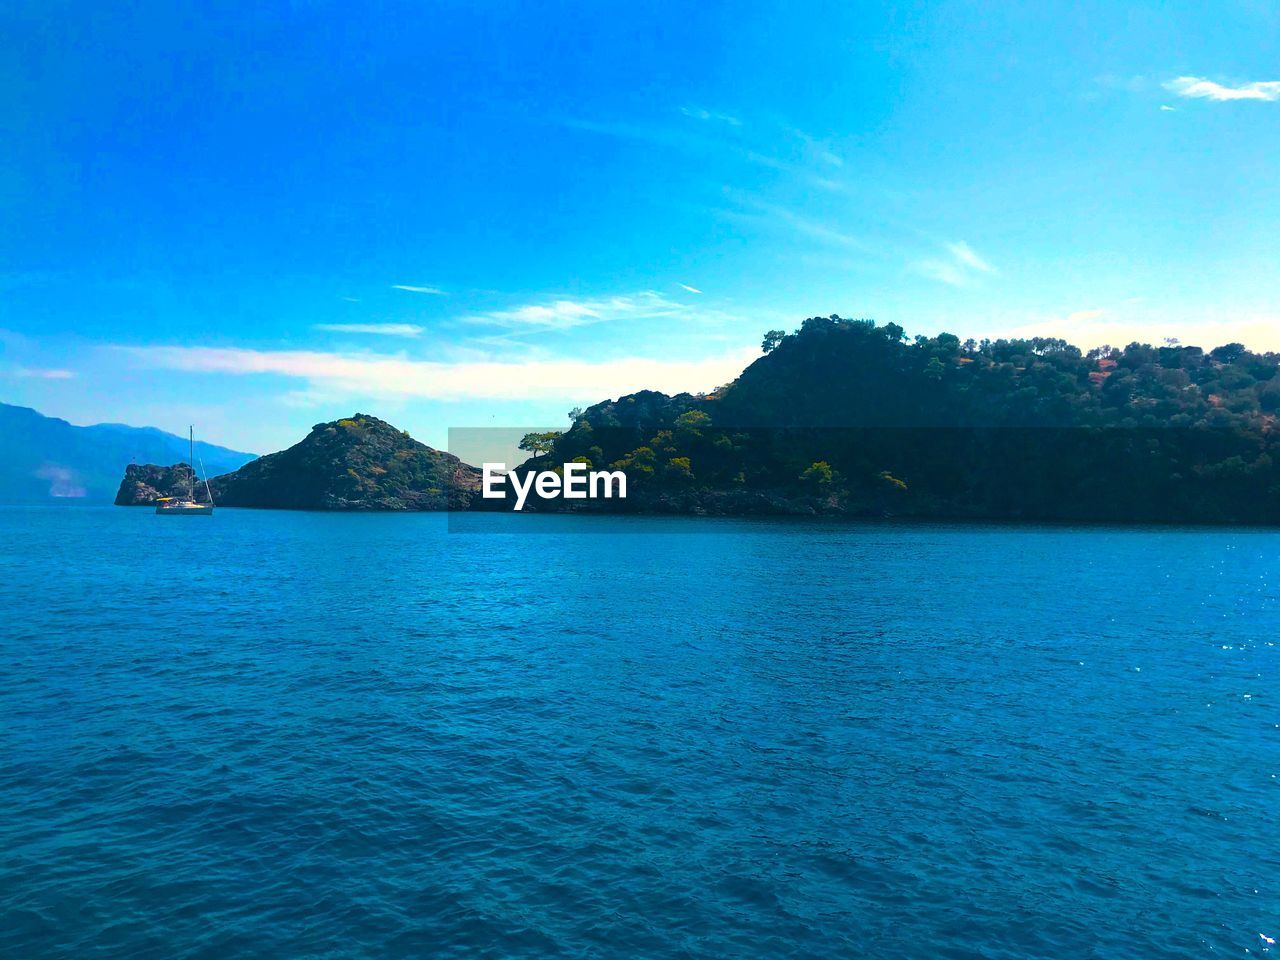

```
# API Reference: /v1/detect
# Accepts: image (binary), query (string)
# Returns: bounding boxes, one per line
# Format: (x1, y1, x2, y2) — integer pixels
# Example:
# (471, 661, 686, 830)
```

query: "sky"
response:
(2, 0, 1278, 454)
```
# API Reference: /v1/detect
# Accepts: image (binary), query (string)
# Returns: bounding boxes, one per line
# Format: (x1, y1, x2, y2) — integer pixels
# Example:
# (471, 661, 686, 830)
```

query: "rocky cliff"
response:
(114, 463, 208, 505)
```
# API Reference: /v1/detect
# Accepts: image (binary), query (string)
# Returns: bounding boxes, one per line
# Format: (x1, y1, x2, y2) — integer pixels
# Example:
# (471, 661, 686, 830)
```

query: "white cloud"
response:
(468, 292, 687, 330)
(678, 283, 702, 294)
(315, 323, 425, 337)
(1164, 76, 1280, 102)
(119, 344, 759, 402)
(916, 242, 997, 287)
(391, 284, 446, 294)
(1159, 104, 1177, 112)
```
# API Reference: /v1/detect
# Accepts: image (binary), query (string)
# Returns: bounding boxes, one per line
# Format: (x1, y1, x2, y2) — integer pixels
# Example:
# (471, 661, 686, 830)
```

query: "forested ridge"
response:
(519, 317, 1280, 522)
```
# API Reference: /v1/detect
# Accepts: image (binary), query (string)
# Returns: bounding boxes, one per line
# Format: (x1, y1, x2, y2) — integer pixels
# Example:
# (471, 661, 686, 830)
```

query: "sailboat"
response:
(155, 427, 215, 515)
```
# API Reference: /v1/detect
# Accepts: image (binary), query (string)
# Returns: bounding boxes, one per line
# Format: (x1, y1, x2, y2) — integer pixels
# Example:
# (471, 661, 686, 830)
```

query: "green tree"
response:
(1210, 343, 1247, 364)
(666, 456, 693, 480)
(761, 329, 786, 352)
(935, 332, 961, 355)
(674, 409, 712, 437)
(799, 461, 834, 487)
(518, 431, 563, 456)
(612, 446, 656, 475)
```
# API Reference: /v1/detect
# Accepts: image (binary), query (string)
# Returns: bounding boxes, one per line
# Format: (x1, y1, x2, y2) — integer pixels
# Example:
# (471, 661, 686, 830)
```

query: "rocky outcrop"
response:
(114, 463, 205, 505)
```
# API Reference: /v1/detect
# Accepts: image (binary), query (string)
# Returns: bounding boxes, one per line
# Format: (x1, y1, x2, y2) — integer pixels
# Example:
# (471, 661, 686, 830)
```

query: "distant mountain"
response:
(0, 402, 256, 504)
(115, 413, 480, 510)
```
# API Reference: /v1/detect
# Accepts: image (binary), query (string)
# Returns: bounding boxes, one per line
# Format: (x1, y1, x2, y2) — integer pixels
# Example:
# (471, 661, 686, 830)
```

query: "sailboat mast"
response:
(189, 426, 194, 501)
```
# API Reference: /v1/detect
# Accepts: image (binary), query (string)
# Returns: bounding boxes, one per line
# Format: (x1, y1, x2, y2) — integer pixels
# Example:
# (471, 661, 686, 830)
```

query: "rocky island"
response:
(115, 463, 206, 506)
(116, 414, 480, 511)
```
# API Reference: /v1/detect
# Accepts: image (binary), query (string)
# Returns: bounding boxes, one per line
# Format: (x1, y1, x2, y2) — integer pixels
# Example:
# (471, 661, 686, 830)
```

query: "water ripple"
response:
(0, 508, 1276, 958)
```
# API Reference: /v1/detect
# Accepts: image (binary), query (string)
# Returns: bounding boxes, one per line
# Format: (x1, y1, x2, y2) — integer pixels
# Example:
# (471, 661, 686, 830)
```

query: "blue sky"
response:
(2, 0, 1278, 453)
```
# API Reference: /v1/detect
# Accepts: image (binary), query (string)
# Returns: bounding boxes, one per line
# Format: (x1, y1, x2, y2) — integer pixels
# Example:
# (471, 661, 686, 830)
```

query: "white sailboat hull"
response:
(155, 501, 213, 515)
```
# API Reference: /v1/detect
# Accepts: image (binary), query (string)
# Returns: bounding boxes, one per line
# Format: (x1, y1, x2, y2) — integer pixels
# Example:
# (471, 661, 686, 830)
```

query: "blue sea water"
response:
(0, 506, 1276, 959)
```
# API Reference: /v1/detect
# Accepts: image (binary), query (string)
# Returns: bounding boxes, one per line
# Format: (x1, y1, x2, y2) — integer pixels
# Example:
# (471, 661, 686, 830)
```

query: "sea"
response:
(0, 506, 1275, 959)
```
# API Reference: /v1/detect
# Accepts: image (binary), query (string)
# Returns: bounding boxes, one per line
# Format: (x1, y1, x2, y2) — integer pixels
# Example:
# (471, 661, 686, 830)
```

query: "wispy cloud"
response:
(786, 215, 867, 250)
(729, 193, 872, 251)
(315, 323, 425, 337)
(788, 128, 844, 168)
(1067, 308, 1105, 323)
(468, 292, 687, 330)
(946, 242, 995, 274)
(680, 106, 741, 126)
(678, 283, 702, 294)
(391, 284, 446, 295)
(740, 149, 853, 194)
(916, 242, 997, 287)
(119, 344, 758, 402)
(10, 366, 75, 379)
(561, 117, 722, 154)
(1159, 104, 1177, 112)
(1093, 74, 1151, 95)
(567, 109, 859, 202)
(915, 261, 967, 287)
(1164, 76, 1280, 102)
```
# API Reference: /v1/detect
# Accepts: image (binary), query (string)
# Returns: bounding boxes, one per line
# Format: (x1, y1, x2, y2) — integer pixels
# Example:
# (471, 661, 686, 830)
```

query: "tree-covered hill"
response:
(521, 318, 1280, 522)
(730, 318, 1280, 429)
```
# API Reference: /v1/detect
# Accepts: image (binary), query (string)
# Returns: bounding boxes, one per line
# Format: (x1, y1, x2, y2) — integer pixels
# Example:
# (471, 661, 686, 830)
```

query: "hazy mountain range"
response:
(0, 402, 256, 504)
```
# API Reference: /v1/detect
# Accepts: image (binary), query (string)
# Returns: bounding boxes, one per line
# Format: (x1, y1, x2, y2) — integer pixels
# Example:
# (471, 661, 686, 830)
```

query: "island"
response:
(116, 319, 1280, 523)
